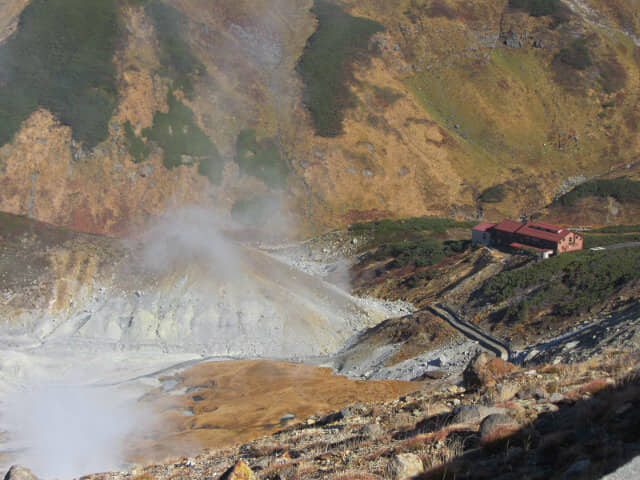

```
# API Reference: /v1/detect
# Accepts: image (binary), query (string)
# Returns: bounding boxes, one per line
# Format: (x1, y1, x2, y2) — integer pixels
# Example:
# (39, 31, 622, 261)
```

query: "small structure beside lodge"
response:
(472, 219, 583, 258)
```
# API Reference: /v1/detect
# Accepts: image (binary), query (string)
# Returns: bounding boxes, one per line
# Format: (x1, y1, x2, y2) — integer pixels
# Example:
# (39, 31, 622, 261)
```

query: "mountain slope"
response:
(0, 0, 639, 234)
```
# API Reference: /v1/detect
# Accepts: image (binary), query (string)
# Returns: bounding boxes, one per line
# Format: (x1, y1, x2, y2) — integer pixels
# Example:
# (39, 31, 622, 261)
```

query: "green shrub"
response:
(598, 59, 627, 94)
(555, 38, 592, 70)
(555, 177, 640, 206)
(234, 129, 289, 189)
(0, 0, 120, 148)
(123, 120, 151, 163)
(145, 0, 204, 98)
(349, 217, 473, 236)
(479, 184, 507, 203)
(371, 238, 470, 269)
(372, 86, 404, 106)
(482, 247, 640, 317)
(425, 1, 456, 19)
(296, 0, 384, 137)
(509, 0, 560, 17)
(142, 91, 223, 183)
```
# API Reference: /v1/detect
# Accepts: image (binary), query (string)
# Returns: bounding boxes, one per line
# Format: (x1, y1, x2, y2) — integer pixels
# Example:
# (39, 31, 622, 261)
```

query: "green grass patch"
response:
(555, 177, 640, 206)
(482, 247, 640, 317)
(142, 91, 223, 183)
(0, 0, 121, 148)
(235, 129, 289, 189)
(296, 0, 383, 137)
(145, 0, 205, 99)
(479, 184, 507, 203)
(509, 0, 561, 17)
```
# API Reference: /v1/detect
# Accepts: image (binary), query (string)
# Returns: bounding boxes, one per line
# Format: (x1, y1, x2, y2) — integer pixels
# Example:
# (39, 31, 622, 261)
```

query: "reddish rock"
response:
(219, 460, 257, 480)
(479, 413, 520, 445)
(463, 353, 516, 391)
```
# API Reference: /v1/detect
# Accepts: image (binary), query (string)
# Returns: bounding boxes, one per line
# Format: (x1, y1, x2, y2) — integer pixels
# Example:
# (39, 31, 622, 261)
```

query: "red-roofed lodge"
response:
(472, 219, 583, 257)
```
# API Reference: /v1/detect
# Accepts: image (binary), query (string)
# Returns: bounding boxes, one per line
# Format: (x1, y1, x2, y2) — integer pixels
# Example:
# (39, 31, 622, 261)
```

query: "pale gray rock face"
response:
(0, 244, 389, 360)
(3, 465, 38, 480)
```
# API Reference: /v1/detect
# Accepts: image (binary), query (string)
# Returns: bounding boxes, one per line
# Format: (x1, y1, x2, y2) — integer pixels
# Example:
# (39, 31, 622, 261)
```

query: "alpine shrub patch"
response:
(235, 129, 289, 189)
(555, 177, 640, 206)
(145, 0, 205, 98)
(479, 184, 507, 203)
(0, 0, 121, 148)
(142, 91, 223, 183)
(296, 0, 383, 137)
(482, 247, 640, 317)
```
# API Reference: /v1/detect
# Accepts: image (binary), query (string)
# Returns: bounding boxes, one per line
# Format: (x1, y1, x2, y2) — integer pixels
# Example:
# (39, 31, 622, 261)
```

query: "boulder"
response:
(3, 466, 38, 480)
(219, 460, 258, 480)
(463, 353, 516, 391)
(479, 414, 520, 445)
(452, 404, 507, 424)
(387, 453, 424, 480)
(516, 386, 547, 401)
(360, 422, 385, 439)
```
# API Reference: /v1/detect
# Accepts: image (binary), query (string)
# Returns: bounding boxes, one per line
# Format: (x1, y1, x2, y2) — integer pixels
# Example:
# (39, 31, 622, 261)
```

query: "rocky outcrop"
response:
(462, 353, 517, 391)
(3, 466, 38, 480)
(219, 461, 257, 480)
(387, 454, 423, 480)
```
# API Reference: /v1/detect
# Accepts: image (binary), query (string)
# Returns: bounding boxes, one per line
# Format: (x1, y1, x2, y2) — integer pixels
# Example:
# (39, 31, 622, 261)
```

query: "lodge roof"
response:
(493, 219, 524, 233)
(517, 222, 571, 243)
(472, 221, 496, 232)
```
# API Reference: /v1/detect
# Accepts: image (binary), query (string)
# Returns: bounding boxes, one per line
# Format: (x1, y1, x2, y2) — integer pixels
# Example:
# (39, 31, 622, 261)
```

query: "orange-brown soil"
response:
(133, 360, 415, 463)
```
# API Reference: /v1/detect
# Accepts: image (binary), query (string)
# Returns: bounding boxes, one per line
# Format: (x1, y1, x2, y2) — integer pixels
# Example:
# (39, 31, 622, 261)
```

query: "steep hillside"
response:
(0, 0, 639, 235)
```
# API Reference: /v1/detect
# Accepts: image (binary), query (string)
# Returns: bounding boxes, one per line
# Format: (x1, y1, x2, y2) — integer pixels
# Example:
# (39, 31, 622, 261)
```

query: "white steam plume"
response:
(3, 378, 151, 479)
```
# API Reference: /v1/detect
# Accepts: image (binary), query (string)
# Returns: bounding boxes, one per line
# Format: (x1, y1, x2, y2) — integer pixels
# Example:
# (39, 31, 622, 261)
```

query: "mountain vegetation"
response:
(296, 0, 384, 137)
(555, 177, 640, 206)
(0, 0, 120, 148)
(142, 91, 223, 183)
(235, 129, 289, 189)
(482, 247, 640, 320)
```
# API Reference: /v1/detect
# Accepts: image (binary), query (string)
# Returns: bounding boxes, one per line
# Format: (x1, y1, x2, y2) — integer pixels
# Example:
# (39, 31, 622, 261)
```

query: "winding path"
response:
(428, 303, 511, 361)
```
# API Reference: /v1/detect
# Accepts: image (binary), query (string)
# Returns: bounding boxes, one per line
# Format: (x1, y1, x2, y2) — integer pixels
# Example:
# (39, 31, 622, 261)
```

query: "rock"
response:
(386, 453, 424, 479)
(3, 466, 38, 480)
(317, 410, 344, 425)
(549, 393, 566, 403)
(516, 387, 547, 401)
(219, 460, 258, 480)
(463, 353, 516, 391)
(452, 404, 506, 424)
(360, 422, 384, 439)
(429, 356, 446, 367)
(503, 30, 522, 48)
(479, 414, 520, 444)
(564, 459, 591, 477)
(279, 413, 296, 425)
